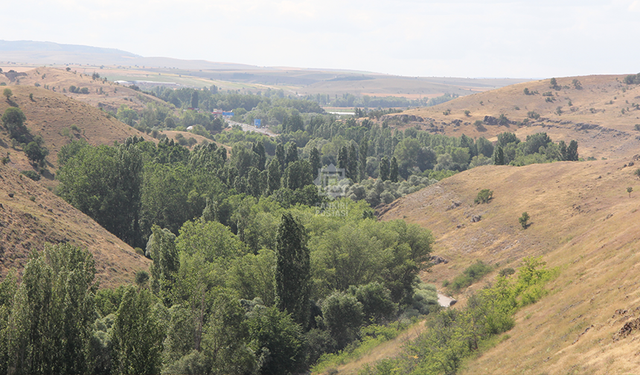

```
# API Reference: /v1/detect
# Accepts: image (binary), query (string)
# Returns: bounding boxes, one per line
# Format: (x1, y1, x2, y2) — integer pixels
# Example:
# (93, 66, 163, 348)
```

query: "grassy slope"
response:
(0, 85, 148, 172)
(394, 74, 640, 160)
(1, 66, 167, 113)
(379, 159, 640, 374)
(0, 162, 150, 288)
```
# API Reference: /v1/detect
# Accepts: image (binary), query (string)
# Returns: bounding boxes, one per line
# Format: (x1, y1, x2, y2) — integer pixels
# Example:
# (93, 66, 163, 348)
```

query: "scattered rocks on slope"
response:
(430, 255, 449, 265)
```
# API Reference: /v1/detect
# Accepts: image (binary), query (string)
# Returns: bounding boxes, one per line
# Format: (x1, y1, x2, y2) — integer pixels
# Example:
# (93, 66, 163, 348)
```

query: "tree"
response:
(359, 136, 369, 181)
(349, 282, 397, 325)
(282, 160, 313, 191)
(2, 107, 29, 143)
(276, 213, 311, 328)
(390, 156, 398, 182)
(24, 141, 48, 165)
(566, 140, 579, 161)
(550, 78, 559, 90)
(322, 291, 364, 350)
(247, 305, 303, 375)
(5, 244, 97, 375)
(628, 187, 633, 197)
(58, 144, 144, 247)
(276, 143, 286, 171)
(267, 158, 282, 193)
(111, 286, 163, 375)
(572, 79, 582, 90)
(348, 143, 358, 180)
(519, 212, 530, 229)
(310, 147, 321, 180)
(147, 225, 179, 300)
(285, 142, 298, 165)
(3, 88, 12, 100)
(379, 156, 390, 181)
(190, 90, 199, 108)
(475, 189, 493, 204)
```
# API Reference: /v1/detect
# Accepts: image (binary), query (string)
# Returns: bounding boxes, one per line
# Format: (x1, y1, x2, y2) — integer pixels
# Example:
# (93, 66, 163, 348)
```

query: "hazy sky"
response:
(3, 0, 640, 78)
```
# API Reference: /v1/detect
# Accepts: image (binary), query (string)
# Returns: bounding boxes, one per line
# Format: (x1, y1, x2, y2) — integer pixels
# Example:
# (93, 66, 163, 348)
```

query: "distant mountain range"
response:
(0, 40, 259, 70)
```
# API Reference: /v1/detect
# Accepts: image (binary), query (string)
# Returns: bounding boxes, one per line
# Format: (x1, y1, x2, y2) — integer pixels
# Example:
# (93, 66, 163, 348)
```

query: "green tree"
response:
(190, 90, 199, 108)
(247, 305, 303, 375)
(359, 136, 369, 181)
(322, 291, 364, 350)
(3, 88, 12, 100)
(349, 282, 397, 324)
(24, 141, 48, 165)
(276, 213, 311, 328)
(628, 186, 633, 197)
(519, 212, 530, 229)
(267, 158, 282, 194)
(310, 147, 321, 180)
(147, 225, 179, 300)
(58, 144, 144, 246)
(111, 286, 163, 375)
(390, 156, 399, 182)
(2, 107, 29, 143)
(475, 189, 493, 204)
(5, 244, 97, 375)
(282, 159, 313, 191)
(566, 140, 579, 161)
(379, 156, 390, 181)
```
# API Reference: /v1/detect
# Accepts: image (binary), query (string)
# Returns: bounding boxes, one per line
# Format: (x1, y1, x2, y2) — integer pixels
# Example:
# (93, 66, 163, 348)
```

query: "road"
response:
(227, 119, 277, 137)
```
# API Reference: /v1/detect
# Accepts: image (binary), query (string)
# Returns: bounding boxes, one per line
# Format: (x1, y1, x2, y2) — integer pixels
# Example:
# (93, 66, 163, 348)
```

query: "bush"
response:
(20, 170, 40, 181)
(474, 189, 493, 204)
(519, 212, 530, 229)
(448, 261, 493, 293)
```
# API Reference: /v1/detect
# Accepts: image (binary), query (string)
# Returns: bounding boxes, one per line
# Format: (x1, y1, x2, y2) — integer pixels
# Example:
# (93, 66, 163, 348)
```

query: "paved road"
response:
(227, 119, 277, 137)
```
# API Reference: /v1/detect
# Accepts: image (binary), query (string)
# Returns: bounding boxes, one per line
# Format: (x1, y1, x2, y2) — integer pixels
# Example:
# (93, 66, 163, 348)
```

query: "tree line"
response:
(0, 196, 436, 374)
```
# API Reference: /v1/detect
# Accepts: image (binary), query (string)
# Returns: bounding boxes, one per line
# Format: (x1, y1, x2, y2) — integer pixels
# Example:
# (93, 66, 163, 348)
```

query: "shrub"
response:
(448, 261, 493, 293)
(464, 110, 471, 117)
(474, 189, 493, 204)
(519, 212, 530, 229)
(527, 111, 540, 120)
(21, 170, 40, 181)
(499, 267, 516, 277)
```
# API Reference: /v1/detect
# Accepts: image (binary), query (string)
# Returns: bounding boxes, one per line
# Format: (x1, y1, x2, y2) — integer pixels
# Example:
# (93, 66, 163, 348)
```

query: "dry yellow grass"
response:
(0, 163, 150, 288)
(376, 158, 640, 374)
(2, 66, 166, 113)
(0, 85, 150, 171)
(392, 75, 640, 160)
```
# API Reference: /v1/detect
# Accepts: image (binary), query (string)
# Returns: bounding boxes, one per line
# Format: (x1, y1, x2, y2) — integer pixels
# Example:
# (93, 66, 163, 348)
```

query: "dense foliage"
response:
(0, 196, 435, 374)
(361, 257, 557, 375)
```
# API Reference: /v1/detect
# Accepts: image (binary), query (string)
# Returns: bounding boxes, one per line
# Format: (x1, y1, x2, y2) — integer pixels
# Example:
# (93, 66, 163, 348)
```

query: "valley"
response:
(2, 56, 640, 374)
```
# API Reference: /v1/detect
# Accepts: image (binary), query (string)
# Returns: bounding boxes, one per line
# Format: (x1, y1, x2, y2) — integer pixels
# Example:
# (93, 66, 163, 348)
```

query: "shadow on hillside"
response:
(41, 168, 55, 180)
(5, 98, 18, 107)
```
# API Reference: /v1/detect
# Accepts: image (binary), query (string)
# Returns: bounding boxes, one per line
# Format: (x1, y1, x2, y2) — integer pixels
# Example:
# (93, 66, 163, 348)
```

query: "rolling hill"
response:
(378, 158, 640, 374)
(390, 74, 640, 160)
(0, 162, 150, 287)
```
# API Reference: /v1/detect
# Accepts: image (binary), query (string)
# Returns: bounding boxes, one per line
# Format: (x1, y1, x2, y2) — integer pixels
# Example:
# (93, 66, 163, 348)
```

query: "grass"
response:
(311, 322, 411, 374)
(381, 159, 640, 374)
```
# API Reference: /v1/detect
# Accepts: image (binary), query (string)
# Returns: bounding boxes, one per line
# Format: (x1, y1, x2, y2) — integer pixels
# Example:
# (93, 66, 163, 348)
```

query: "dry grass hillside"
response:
(0, 86, 149, 179)
(1, 66, 166, 114)
(379, 158, 640, 374)
(0, 162, 150, 288)
(391, 75, 640, 159)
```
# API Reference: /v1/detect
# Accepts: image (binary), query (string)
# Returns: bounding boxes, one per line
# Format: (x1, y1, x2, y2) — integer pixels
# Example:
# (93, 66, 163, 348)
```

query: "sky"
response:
(2, 0, 640, 78)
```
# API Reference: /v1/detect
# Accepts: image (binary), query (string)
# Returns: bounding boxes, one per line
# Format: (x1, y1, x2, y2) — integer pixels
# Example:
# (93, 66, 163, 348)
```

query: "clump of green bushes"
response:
(445, 260, 493, 293)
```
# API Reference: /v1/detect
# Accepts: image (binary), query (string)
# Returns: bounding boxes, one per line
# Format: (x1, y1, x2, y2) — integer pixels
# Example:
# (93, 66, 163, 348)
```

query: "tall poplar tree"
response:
(275, 213, 310, 328)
